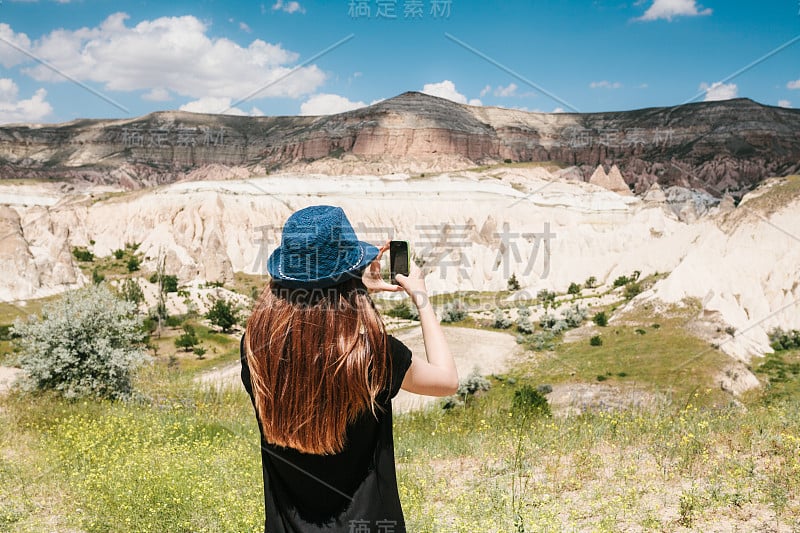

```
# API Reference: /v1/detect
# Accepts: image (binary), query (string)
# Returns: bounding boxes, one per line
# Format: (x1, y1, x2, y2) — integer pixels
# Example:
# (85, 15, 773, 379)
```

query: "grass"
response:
(1, 293, 799, 531)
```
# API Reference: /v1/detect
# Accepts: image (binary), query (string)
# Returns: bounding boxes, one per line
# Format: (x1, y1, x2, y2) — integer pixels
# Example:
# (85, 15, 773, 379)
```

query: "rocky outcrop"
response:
(590, 164, 633, 196)
(2, 92, 799, 197)
(643, 182, 666, 203)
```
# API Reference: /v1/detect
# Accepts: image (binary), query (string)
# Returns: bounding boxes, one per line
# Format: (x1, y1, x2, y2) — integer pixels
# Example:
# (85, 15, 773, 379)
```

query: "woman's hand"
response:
(394, 261, 429, 309)
(362, 241, 404, 293)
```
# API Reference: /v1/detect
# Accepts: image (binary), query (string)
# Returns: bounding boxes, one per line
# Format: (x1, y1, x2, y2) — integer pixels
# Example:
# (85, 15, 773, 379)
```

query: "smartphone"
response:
(389, 240, 409, 284)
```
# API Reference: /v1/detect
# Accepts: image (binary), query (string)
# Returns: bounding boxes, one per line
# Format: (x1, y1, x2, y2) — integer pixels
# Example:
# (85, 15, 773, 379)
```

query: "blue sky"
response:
(0, 0, 798, 123)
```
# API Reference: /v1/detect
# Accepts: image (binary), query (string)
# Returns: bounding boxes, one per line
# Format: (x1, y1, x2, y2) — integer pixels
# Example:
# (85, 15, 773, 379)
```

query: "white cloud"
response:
(700, 81, 737, 101)
(494, 83, 518, 97)
(179, 96, 263, 116)
(0, 78, 53, 124)
(0, 23, 32, 68)
(552, 107, 565, 113)
(787, 80, 800, 90)
(12, 13, 324, 104)
(479, 83, 529, 98)
(467, 98, 482, 106)
(142, 87, 171, 101)
(272, 0, 305, 14)
(778, 100, 792, 108)
(589, 80, 622, 89)
(421, 80, 481, 106)
(300, 93, 366, 115)
(239, 22, 252, 33)
(637, 0, 712, 21)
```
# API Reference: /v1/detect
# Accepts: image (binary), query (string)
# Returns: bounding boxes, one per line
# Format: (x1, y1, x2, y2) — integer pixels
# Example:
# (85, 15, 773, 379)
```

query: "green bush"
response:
(511, 385, 551, 417)
(507, 273, 521, 291)
(567, 282, 581, 295)
(72, 247, 94, 262)
(613, 275, 630, 287)
(536, 289, 556, 304)
(593, 311, 608, 327)
(127, 257, 141, 272)
(10, 285, 149, 399)
(174, 325, 199, 351)
(92, 268, 105, 284)
(584, 276, 597, 289)
(113, 249, 125, 260)
(162, 275, 179, 293)
(590, 335, 603, 346)
(440, 301, 467, 323)
(0, 324, 12, 341)
(768, 328, 800, 352)
(206, 297, 240, 333)
(387, 301, 419, 320)
(624, 282, 642, 299)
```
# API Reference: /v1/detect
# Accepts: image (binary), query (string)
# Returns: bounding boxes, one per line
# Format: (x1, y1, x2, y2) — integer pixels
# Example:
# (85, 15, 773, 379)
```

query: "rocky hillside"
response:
(2, 93, 799, 196)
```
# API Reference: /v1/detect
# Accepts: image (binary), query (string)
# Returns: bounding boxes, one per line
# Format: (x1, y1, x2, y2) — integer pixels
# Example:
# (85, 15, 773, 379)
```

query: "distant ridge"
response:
(1, 91, 799, 196)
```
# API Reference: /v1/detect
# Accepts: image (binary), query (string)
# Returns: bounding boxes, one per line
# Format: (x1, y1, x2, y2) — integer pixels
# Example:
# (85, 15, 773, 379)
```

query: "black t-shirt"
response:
(240, 334, 413, 533)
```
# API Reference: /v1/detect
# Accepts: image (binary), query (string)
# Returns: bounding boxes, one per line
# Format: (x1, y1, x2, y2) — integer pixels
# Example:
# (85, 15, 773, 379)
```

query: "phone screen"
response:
(389, 241, 409, 284)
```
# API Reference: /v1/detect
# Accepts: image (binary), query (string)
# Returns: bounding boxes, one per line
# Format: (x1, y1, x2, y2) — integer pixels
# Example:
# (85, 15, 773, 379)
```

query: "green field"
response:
(1, 289, 799, 532)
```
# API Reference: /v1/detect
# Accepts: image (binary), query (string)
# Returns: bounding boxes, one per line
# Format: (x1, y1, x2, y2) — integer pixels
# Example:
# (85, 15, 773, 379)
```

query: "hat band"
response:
(276, 245, 365, 281)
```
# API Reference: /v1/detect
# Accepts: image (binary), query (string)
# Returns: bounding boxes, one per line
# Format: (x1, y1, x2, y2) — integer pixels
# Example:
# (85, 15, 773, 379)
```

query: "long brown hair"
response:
(244, 277, 390, 455)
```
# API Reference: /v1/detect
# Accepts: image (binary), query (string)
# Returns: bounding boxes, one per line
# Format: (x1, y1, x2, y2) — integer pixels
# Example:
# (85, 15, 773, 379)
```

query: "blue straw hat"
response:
(267, 205, 379, 288)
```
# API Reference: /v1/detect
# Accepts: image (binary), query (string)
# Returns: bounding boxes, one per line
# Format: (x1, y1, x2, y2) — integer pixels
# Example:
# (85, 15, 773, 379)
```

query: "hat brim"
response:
(267, 241, 379, 289)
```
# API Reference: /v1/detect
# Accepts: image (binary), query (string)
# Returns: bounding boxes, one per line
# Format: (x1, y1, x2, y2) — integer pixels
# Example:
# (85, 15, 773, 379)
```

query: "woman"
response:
(241, 205, 458, 532)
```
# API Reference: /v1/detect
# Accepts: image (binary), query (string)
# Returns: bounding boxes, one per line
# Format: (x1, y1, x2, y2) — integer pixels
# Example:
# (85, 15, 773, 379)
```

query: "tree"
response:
(206, 296, 240, 333)
(162, 275, 179, 293)
(119, 278, 145, 306)
(174, 324, 199, 351)
(11, 285, 149, 399)
(507, 273, 521, 291)
(584, 276, 597, 289)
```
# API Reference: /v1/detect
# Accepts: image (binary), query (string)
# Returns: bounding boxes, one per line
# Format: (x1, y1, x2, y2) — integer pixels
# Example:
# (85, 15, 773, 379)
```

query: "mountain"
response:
(2, 92, 799, 196)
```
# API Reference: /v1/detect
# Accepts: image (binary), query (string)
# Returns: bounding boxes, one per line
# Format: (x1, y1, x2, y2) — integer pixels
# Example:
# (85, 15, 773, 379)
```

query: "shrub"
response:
(561, 304, 587, 328)
(72, 247, 94, 262)
(613, 275, 630, 287)
(0, 324, 12, 341)
(125, 242, 140, 251)
(516, 306, 533, 334)
(584, 276, 597, 289)
(512, 385, 551, 417)
(492, 309, 512, 329)
(593, 311, 608, 327)
(113, 249, 125, 260)
(174, 324, 198, 351)
(457, 370, 491, 397)
(624, 282, 642, 299)
(387, 301, 419, 320)
(635, 328, 647, 335)
(92, 268, 105, 284)
(206, 297, 240, 333)
(440, 301, 467, 323)
(567, 282, 581, 295)
(11, 285, 149, 399)
(536, 289, 556, 305)
(768, 328, 800, 352)
(127, 256, 141, 272)
(590, 335, 603, 346)
(193, 346, 207, 359)
(507, 273, 521, 291)
(529, 331, 555, 351)
(162, 274, 179, 293)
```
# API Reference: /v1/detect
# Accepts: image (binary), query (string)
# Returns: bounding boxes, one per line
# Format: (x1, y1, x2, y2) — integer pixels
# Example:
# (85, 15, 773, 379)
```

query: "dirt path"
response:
(195, 326, 522, 413)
